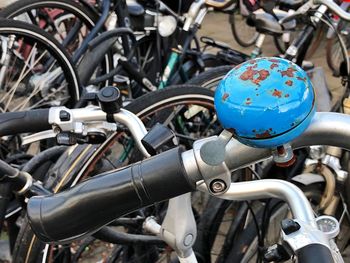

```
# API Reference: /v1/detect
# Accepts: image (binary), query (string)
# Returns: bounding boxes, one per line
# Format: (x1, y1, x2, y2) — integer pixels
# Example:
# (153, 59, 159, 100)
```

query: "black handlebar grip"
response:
(27, 147, 195, 243)
(0, 109, 50, 136)
(296, 244, 335, 263)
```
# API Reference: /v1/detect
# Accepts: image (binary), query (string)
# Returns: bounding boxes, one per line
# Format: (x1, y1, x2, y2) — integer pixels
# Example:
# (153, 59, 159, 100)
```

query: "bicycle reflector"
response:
(214, 57, 315, 149)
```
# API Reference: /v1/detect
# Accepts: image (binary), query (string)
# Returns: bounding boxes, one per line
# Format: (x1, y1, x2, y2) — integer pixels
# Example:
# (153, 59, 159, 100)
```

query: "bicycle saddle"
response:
(205, 0, 235, 10)
(127, 0, 145, 16)
(214, 57, 316, 148)
(279, 0, 305, 11)
(247, 10, 295, 35)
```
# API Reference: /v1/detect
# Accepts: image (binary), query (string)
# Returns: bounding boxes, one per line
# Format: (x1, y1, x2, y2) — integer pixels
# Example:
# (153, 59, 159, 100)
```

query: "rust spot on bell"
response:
(285, 94, 290, 98)
(252, 79, 260, 85)
(240, 66, 256, 81)
(269, 59, 280, 63)
(240, 67, 270, 85)
(222, 93, 229, 101)
(285, 80, 293, 86)
(272, 89, 282, 98)
(258, 69, 269, 81)
(270, 63, 278, 69)
(297, 76, 306, 81)
(255, 130, 272, 138)
(280, 67, 296, 77)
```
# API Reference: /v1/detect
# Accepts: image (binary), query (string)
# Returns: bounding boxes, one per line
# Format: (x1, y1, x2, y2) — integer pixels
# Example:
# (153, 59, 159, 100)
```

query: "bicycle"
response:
(20, 56, 348, 263)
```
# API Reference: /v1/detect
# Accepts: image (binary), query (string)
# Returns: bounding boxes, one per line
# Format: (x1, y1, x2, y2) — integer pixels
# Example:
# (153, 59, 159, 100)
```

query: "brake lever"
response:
(22, 130, 56, 145)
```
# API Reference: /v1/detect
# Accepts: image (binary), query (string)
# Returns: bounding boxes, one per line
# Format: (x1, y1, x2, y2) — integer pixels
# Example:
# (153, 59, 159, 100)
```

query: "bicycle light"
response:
(214, 57, 315, 150)
(158, 16, 177, 37)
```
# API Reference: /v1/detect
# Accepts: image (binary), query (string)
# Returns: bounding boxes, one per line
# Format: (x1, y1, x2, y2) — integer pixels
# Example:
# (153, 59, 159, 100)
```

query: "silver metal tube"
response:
(113, 109, 150, 158)
(183, 0, 206, 31)
(314, 0, 350, 21)
(71, 107, 107, 122)
(224, 112, 350, 170)
(70, 107, 150, 157)
(199, 180, 316, 227)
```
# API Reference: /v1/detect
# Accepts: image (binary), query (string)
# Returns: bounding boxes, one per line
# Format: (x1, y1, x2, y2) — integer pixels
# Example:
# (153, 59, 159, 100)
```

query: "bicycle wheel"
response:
(0, 19, 80, 111)
(187, 65, 233, 90)
(0, 0, 95, 56)
(12, 85, 220, 263)
(0, 0, 112, 83)
(326, 19, 350, 74)
(229, 8, 258, 47)
(0, 19, 80, 159)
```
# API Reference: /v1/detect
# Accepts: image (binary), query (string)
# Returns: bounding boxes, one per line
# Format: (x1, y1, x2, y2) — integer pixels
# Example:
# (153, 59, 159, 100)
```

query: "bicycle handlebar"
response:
(0, 109, 50, 137)
(27, 147, 192, 243)
(314, 0, 350, 21)
(25, 112, 349, 263)
(0, 106, 150, 157)
(296, 244, 334, 263)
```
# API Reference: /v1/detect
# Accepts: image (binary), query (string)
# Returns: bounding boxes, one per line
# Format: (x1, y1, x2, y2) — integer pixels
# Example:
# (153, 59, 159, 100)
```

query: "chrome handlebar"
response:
(314, 0, 350, 21)
(22, 106, 151, 157)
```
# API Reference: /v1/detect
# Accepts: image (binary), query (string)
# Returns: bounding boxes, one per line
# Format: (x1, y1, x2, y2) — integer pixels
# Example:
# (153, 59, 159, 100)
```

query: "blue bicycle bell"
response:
(214, 57, 316, 149)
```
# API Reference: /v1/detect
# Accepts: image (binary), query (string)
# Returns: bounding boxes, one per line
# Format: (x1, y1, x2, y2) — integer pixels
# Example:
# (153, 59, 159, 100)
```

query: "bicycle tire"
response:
(326, 34, 349, 74)
(187, 65, 233, 90)
(229, 11, 258, 47)
(325, 7, 350, 74)
(12, 85, 217, 263)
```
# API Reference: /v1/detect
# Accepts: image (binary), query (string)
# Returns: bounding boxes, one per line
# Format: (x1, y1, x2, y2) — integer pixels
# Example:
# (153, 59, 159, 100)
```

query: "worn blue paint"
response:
(214, 57, 316, 148)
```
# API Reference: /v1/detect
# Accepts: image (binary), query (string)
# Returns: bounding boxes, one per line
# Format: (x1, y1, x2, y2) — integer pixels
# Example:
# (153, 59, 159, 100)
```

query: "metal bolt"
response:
(210, 180, 226, 193)
(277, 145, 286, 156)
(184, 234, 193, 247)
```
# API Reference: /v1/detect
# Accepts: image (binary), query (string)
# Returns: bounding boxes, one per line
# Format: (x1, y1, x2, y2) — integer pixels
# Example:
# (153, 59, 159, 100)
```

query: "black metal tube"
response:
(0, 159, 18, 179)
(22, 146, 67, 174)
(93, 227, 164, 245)
(0, 182, 12, 234)
(72, 0, 110, 63)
